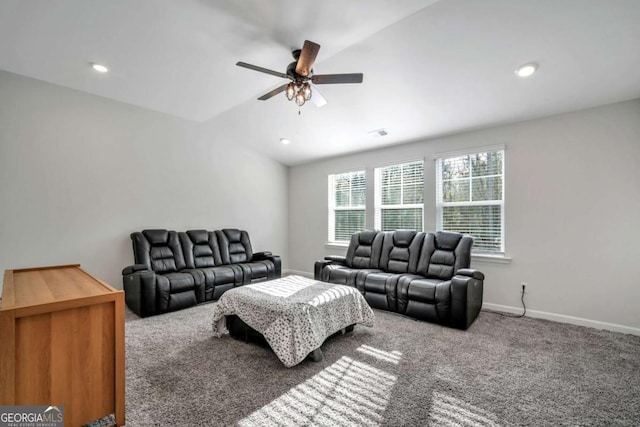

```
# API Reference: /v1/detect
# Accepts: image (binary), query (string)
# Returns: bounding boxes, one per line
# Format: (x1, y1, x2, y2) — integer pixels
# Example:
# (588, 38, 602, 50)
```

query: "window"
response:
(328, 171, 366, 243)
(374, 161, 424, 231)
(436, 148, 504, 253)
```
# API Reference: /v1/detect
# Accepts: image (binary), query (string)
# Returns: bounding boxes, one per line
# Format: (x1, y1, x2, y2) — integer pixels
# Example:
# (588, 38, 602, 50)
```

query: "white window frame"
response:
(328, 170, 366, 244)
(435, 146, 505, 254)
(374, 160, 424, 232)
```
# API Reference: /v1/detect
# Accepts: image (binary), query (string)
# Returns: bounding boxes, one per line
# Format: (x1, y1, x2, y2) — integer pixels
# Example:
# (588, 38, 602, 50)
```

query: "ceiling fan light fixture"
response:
(285, 82, 296, 101)
(295, 91, 306, 106)
(302, 82, 312, 100)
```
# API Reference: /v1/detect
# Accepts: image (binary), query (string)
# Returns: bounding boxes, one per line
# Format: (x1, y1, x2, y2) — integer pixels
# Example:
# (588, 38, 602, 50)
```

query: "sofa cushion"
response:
(155, 272, 203, 312)
(417, 231, 473, 280)
(197, 266, 237, 286)
(149, 246, 178, 273)
(180, 230, 223, 269)
(397, 277, 451, 320)
(345, 230, 384, 269)
(357, 271, 406, 312)
(217, 229, 254, 264)
(184, 265, 238, 301)
(132, 230, 186, 273)
(194, 244, 216, 267)
(363, 273, 391, 294)
(144, 229, 171, 246)
(393, 229, 416, 246)
(239, 261, 273, 283)
(161, 272, 198, 293)
(406, 278, 441, 303)
(379, 230, 425, 274)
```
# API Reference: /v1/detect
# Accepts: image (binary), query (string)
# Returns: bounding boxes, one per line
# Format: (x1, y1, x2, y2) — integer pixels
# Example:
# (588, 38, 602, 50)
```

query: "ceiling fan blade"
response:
(312, 73, 364, 85)
(310, 84, 327, 107)
(295, 40, 321, 77)
(236, 61, 291, 80)
(257, 84, 288, 101)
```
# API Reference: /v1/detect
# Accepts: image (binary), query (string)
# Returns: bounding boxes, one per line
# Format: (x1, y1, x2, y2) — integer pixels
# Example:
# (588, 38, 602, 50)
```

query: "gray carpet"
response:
(125, 304, 640, 426)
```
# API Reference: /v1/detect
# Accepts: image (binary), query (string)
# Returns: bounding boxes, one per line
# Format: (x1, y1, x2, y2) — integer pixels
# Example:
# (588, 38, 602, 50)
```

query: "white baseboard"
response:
(283, 269, 314, 279)
(279, 271, 640, 336)
(482, 303, 640, 336)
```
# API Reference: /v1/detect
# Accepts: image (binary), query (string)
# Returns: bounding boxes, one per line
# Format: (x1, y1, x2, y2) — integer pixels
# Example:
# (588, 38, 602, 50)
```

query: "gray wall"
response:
(0, 70, 289, 290)
(288, 99, 640, 333)
(2, 68, 638, 334)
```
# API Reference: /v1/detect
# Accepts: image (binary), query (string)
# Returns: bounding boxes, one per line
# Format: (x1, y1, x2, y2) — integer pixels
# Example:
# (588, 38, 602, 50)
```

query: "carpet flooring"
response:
(125, 304, 640, 426)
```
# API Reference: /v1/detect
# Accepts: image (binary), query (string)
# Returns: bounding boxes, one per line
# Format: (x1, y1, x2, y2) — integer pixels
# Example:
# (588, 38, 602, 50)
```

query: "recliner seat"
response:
(216, 229, 277, 285)
(355, 230, 425, 312)
(315, 229, 484, 329)
(124, 230, 205, 317)
(180, 230, 238, 301)
(315, 229, 384, 287)
(123, 228, 281, 317)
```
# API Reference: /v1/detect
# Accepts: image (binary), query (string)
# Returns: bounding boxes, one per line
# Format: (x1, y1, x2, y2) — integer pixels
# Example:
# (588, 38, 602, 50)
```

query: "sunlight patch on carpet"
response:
(356, 345, 402, 364)
(238, 356, 397, 426)
(428, 392, 501, 426)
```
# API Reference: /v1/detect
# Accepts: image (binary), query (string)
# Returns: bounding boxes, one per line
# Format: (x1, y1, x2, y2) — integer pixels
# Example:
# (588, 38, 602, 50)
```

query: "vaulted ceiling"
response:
(1, 0, 639, 165)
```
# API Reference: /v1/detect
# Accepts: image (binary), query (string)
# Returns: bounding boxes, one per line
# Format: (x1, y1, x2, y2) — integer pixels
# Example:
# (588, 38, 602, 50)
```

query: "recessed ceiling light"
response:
(515, 62, 538, 78)
(92, 63, 109, 73)
(280, 138, 291, 145)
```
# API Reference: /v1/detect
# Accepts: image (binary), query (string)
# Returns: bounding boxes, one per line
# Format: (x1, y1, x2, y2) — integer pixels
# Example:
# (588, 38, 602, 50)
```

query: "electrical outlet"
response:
(521, 282, 528, 293)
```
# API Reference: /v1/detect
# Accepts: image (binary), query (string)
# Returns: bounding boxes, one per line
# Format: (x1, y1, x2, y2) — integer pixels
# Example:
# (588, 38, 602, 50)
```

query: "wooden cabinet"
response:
(0, 265, 125, 426)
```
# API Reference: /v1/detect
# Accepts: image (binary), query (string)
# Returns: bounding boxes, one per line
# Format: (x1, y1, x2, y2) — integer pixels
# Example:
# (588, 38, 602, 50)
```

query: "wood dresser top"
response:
(1, 264, 118, 310)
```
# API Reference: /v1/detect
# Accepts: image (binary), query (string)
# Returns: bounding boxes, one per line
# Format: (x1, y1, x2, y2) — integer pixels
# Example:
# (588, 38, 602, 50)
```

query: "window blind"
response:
(374, 161, 424, 231)
(328, 171, 366, 243)
(436, 149, 504, 253)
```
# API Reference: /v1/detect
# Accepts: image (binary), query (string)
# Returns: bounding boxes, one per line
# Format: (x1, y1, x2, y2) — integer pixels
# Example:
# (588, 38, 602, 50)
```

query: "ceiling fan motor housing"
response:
(287, 61, 311, 81)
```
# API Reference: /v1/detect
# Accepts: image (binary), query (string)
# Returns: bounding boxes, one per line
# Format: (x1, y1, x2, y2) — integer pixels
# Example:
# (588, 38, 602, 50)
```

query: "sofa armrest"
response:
(456, 268, 485, 281)
(122, 268, 157, 317)
(252, 251, 272, 258)
(314, 256, 347, 280)
(251, 252, 281, 278)
(314, 260, 332, 280)
(324, 255, 346, 263)
(122, 264, 149, 275)
(449, 273, 484, 330)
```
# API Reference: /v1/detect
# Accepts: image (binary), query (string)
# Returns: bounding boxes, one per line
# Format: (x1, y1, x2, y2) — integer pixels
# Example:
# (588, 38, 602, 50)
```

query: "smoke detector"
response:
(368, 128, 388, 137)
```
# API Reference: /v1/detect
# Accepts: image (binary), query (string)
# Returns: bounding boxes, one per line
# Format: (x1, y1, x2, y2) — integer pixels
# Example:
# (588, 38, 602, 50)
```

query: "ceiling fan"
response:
(236, 40, 363, 109)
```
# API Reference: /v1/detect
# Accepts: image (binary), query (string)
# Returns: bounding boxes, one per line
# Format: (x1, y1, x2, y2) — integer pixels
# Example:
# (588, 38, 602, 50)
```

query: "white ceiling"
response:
(1, 0, 640, 165)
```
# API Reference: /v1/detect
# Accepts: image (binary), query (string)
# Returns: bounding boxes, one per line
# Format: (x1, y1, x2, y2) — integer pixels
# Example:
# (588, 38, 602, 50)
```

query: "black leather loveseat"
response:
(123, 228, 281, 317)
(314, 230, 484, 329)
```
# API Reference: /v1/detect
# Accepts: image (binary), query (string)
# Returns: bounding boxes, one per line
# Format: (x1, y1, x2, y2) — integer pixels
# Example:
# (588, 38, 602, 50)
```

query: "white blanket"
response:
(211, 275, 375, 367)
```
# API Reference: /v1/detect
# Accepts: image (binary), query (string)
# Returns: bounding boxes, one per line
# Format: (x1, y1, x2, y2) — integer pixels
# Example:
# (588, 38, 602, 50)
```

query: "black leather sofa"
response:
(123, 228, 281, 317)
(314, 230, 484, 329)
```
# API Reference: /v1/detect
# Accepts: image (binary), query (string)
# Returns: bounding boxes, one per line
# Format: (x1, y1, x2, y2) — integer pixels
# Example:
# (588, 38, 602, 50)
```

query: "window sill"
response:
(471, 254, 512, 264)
